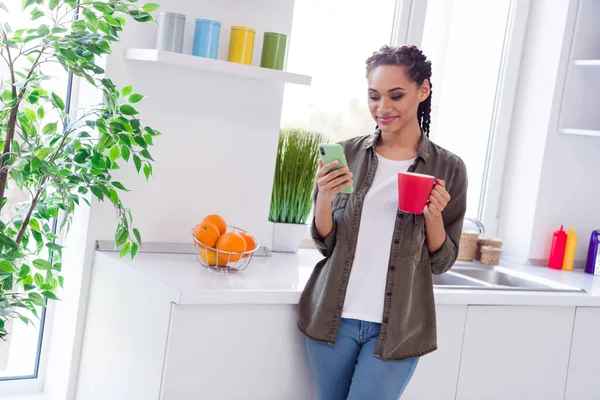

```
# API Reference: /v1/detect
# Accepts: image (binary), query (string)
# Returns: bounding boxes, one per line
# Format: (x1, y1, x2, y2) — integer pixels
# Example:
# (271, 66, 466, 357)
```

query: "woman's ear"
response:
(419, 79, 431, 102)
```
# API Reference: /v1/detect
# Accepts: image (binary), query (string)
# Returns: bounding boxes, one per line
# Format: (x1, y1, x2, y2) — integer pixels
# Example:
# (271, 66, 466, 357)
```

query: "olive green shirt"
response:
(298, 129, 468, 361)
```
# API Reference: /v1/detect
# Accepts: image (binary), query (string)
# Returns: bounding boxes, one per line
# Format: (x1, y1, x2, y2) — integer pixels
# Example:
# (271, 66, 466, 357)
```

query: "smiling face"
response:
(367, 65, 430, 134)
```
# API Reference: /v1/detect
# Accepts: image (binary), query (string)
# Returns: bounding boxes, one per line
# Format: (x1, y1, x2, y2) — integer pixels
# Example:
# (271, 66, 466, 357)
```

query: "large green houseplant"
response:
(269, 128, 325, 253)
(0, 0, 161, 340)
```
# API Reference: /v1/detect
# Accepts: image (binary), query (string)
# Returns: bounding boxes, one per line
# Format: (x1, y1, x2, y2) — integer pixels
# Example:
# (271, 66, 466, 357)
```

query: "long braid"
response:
(366, 45, 433, 137)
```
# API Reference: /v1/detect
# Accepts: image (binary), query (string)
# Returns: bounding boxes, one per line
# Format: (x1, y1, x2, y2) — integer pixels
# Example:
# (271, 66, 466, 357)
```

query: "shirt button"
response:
(383, 317, 389, 324)
(386, 292, 392, 297)
(389, 266, 395, 271)
(394, 240, 399, 245)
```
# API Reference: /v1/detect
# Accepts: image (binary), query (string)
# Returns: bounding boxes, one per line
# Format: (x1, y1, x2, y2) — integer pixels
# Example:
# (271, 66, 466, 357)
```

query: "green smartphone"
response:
(318, 143, 354, 194)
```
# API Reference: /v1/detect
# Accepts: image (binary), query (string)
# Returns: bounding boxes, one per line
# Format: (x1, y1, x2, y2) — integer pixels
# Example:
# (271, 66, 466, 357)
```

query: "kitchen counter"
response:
(93, 247, 600, 307)
(78, 247, 600, 399)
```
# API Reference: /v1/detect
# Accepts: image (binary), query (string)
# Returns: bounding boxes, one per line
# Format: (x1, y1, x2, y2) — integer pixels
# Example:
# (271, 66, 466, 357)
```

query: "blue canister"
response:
(585, 230, 600, 275)
(192, 19, 221, 59)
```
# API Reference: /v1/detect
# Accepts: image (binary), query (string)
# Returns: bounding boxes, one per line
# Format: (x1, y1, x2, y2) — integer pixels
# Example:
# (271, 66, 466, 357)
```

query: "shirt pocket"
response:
(410, 214, 427, 263)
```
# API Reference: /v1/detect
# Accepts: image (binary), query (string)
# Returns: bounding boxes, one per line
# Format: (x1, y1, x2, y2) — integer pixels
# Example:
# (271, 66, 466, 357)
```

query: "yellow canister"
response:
(228, 26, 256, 65)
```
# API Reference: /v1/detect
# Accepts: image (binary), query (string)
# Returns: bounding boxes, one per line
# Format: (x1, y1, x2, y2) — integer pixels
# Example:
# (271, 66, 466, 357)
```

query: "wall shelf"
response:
(560, 128, 600, 137)
(573, 59, 600, 66)
(125, 49, 312, 86)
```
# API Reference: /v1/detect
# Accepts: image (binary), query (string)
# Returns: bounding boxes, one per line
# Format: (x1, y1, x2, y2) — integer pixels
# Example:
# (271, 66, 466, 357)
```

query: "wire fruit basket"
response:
(192, 226, 259, 273)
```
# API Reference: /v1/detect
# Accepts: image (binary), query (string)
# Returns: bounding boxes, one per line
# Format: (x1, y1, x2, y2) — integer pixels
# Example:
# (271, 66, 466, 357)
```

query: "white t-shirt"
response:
(341, 154, 416, 323)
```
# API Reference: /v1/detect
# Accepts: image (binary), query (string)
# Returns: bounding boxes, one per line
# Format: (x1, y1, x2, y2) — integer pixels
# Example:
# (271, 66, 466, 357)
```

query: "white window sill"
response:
(3, 394, 49, 400)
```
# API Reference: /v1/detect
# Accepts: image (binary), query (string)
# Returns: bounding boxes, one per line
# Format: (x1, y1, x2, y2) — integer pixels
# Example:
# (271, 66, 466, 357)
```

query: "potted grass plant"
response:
(269, 128, 326, 253)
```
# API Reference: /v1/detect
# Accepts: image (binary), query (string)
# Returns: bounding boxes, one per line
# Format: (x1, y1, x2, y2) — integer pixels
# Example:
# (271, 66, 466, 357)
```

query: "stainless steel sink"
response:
(433, 265, 586, 293)
(432, 271, 487, 288)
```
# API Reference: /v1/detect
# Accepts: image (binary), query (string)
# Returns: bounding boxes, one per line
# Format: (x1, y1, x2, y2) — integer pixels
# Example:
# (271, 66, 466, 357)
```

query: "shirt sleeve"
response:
(429, 159, 468, 275)
(310, 183, 338, 257)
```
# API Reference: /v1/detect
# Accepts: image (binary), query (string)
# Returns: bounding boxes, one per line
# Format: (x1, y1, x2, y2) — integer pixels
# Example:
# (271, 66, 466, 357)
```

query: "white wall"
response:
(89, 0, 296, 249)
(498, 0, 600, 265)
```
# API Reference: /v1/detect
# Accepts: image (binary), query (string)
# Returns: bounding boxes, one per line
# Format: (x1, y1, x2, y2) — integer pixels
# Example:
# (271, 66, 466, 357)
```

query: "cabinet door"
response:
(402, 305, 467, 400)
(565, 307, 600, 400)
(456, 305, 575, 400)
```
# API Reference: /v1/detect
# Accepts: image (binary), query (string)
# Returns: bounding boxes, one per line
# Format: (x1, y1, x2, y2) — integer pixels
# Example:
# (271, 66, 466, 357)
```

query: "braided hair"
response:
(366, 45, 433, 137)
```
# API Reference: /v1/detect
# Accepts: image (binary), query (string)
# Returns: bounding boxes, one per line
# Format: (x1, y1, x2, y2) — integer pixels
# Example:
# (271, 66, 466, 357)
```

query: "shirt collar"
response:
(363, 127, 432, 163)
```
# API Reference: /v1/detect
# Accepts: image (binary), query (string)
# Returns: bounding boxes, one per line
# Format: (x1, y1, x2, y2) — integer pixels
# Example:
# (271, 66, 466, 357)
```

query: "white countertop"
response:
(93, 248, 600, 307)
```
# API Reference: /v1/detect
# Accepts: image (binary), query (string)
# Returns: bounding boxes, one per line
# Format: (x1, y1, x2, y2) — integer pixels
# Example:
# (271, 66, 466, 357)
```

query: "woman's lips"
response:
(378, 116, 398, 124)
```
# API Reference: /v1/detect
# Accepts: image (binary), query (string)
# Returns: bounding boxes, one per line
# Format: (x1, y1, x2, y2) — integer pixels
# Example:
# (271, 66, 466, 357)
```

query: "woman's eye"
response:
(369, 96, 380, 101)
(391, 95, 404, 101)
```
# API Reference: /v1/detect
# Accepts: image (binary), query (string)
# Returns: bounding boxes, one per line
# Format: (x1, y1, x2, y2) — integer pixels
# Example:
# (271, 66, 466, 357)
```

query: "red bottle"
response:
(548, 225, 567, 269)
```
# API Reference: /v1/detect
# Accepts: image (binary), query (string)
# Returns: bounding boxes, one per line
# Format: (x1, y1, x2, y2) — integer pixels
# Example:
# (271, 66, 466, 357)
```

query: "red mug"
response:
(397, 172, 436, 214)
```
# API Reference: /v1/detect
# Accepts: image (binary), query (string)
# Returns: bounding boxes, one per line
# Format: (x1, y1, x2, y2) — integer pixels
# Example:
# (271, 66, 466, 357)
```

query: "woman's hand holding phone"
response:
(315, 159, 354, 205)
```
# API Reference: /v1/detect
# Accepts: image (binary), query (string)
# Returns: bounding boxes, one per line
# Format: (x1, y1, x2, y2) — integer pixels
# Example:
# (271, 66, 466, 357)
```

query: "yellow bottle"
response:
(562, 226, 577, 271)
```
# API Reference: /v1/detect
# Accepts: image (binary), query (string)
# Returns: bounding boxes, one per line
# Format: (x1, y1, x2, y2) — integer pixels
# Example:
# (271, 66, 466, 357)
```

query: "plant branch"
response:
(0, 45, 47, 214)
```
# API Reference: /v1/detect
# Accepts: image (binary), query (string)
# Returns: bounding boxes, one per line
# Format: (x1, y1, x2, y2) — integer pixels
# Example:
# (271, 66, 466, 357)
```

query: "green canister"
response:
(260, 32, 288, 70)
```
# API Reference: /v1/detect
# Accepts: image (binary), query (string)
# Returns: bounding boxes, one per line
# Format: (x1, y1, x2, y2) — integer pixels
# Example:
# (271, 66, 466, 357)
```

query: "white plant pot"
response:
(271, 222, 308, 253)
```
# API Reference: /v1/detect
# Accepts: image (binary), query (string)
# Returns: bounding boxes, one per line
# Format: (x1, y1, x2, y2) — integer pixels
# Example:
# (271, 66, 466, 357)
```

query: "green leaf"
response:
(42, 122, 57, 135)
(121, 85, 133, 97)
(49, 0, 59, 10)
(119, 242, 131, 258)
(29, 218, 41, 232)
(133, 135, 147, 148)
(31, 156, 41, 171)
(109, 145, 121, 161)
(82, 8, 98, 30)
(31, 8, 44, 20)
(10, 170, 24, 187)
(58, 275, 64, 288)
(141, 3, 160, 12)
(33, 259, 52, 271)
(51, 92, 65, 110)
(140, 148, 153, 160)
(133, 154, 142, 172)
(112, 181, 128, 191)
(42, 291, 59, 300)
(143, 134, 154, 146)
(143, 163, 151, 180)
(34, 273, 44, 287)
(92, 2, 112, 13)
(35, 147, 53, 160)
(0, 261, 15, 273)
(19, 315, 30, 325)
(90, 186, 104, 201)
(46, 243, 63, 255)
(24, 108, 37, 121)
(37, 107, 45, 119)
(120, 145, 130, 161)
(108, 188, 118, 203)
(119, 104, 138, 116)
(130, 242, 139, 259)
(129, 94, 144, 103)
(133, 228, 142, 244)
(115, 226, 128, 246)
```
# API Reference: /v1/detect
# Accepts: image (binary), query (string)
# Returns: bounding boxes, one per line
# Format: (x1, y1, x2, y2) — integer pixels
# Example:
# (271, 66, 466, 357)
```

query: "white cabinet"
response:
(403, 305, 467, 400)
(456, 306, 575, 400)
(565, 307, 600, 400)
(160, 304, 315, 400)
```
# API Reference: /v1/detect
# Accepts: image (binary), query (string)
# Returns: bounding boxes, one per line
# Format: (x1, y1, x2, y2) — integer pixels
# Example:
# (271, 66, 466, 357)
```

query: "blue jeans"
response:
(305, 318, 419, 400)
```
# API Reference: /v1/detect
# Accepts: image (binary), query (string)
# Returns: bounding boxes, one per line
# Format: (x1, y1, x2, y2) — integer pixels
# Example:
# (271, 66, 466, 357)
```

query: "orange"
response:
(216, 232, 246, 263)
(202, 214, 227, 235)
(193, 222, 220, 248)
(239, 232, 257, 258)
(200, 248, 226, 266)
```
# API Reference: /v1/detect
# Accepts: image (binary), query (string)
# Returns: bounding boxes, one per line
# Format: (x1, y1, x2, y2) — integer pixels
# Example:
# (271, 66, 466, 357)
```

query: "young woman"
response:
(298, 45, 468, 399)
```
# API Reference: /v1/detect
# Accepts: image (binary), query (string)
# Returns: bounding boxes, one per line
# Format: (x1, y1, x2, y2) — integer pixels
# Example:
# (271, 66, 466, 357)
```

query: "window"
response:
(283, 0, 527, 237)
(0, 2, 70, 387)
(281, 0, 398, 142)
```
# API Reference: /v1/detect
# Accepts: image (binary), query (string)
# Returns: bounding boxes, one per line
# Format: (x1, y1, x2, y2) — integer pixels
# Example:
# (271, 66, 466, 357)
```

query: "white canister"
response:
(156, 12, 186, 53)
